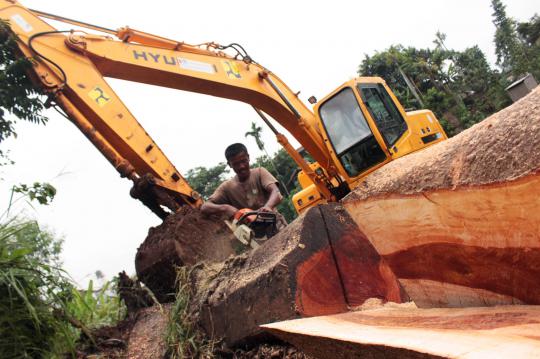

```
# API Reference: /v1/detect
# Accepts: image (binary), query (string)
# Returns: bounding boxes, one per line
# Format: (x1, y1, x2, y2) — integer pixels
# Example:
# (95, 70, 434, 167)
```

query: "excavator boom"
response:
(0, 0, 338, 216)
(1, 0, 446, 218)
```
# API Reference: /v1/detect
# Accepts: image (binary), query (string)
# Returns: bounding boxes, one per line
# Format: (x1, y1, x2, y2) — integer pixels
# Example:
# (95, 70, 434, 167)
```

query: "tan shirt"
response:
(209, 167, 287, 228)
(209, 167, 279, 210)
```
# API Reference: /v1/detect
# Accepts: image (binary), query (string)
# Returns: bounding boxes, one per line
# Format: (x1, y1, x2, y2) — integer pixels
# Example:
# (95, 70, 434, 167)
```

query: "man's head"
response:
(225, 143, 250, 181)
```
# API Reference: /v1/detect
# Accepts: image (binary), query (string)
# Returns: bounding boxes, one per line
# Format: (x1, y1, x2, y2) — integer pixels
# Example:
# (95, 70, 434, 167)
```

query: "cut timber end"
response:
(193, 203, 407, 347)
(343, 87, 540, 308)
(262, 305, 540, 359)
(346, 173, 540, 307)
(318, 204, 407, 307)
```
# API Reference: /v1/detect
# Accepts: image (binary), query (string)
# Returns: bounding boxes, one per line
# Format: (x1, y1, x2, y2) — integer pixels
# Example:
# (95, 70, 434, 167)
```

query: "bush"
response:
(0, 218, 75, 358)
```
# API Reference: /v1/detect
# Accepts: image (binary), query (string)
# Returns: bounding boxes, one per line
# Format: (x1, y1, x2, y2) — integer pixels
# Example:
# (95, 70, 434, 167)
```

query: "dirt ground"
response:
(75, 317, 134, 358)
(78, 309, 312, 359)
(228, 343, 313, 358)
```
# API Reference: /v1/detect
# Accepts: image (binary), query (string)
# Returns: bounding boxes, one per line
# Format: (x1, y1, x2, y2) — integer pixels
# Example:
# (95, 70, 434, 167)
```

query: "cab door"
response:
(316, 85, 390, 180)
(357, 83, 408, 149)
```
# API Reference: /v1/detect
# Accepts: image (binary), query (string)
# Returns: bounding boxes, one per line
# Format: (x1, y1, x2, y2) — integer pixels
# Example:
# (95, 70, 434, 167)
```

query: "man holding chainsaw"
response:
(201, 143, 287, 231)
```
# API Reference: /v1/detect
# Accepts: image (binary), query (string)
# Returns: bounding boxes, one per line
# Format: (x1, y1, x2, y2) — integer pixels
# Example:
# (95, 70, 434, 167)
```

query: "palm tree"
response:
(245, 122, 290, 196)
(245, 122, 265, 152)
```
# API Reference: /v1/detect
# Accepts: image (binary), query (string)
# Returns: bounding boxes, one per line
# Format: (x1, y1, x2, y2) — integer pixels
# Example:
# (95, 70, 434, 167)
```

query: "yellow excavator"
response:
(0, 0, 446, 219)
(8, 4, 540, 357)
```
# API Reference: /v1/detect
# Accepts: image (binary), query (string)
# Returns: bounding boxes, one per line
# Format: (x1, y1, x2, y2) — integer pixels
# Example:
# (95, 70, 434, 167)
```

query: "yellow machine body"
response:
(292, 78, 447, 213)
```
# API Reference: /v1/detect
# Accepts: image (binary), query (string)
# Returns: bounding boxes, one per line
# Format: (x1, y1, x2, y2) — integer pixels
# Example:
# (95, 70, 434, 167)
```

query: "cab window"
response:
(358, 84, 407, 146)
(319, 88, 386, 177)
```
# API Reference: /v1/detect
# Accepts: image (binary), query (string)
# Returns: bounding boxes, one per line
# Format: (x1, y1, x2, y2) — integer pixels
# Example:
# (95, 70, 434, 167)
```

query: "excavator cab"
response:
(292, 77, 447, 213)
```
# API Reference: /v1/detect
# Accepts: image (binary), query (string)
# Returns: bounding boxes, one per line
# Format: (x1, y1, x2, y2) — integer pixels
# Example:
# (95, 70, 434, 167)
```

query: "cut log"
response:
(135, 207, 238, 302)
(263, 305, 540, 358)
(343, 87, 540, 307)
(192, 203, 407, 347)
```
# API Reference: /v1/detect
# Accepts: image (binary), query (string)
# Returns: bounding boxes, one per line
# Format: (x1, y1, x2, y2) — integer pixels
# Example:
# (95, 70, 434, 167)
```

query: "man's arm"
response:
(201, 182, 238, 218)
(200, 201, 238, 218)
(259, 183, 283, 212)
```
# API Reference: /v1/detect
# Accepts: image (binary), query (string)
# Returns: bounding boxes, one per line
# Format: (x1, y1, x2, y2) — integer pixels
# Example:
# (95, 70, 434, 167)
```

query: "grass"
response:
(164, 266, 216, 359)
(0, 216, 128, 358)
(0, 217, 75, 358)
(66, 278, 127, 330)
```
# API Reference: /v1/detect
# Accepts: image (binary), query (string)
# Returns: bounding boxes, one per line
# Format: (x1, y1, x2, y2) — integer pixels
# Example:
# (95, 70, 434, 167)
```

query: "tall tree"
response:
(253, 149, 300, 222)
(517, 14, 540, 47)
(244, 122, 264, 152)
(359, 36, 510, 136)
(491, 0, 529, 78)
(517, 14, 540, 79)
(185, 163, 229, 200)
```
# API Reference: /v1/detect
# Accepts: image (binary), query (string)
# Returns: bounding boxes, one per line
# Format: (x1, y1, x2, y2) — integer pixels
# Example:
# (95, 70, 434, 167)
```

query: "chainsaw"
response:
(225, 208, 278, 249)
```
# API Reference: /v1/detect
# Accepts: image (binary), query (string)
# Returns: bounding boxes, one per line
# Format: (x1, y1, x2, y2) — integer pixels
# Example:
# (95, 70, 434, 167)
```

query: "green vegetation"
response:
(0, 217, 73, 357)
(0, 212, 127, 358)
(185, 163, 230, 200)
(0, 178, 125, 358)
(492, 0, 539, 79)
(360, 2, 540, 136)
(66, 278, 127, 330)
(0, 19, 48, 147)
(358, 41, 510, 135)
(1, 17, 128, 359)
(165, 267, 214, 359)
(517, 14, 540, 67)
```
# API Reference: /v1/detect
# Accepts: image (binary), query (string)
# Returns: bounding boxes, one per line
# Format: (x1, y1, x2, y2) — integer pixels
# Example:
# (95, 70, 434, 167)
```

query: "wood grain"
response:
(263, 305, 540, 358)
(343, 88, 540, 307)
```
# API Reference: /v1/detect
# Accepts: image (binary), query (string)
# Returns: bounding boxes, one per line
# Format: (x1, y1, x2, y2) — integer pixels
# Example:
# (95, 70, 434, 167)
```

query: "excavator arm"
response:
(0, 1, 337, 217)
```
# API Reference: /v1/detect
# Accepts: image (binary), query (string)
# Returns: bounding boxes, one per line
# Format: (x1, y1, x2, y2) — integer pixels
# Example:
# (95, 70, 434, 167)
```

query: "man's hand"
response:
(260, 183, 283, 212)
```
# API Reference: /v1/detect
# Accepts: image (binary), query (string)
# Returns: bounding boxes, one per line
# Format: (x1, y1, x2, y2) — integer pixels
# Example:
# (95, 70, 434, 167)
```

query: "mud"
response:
(347, 86, 540, 201)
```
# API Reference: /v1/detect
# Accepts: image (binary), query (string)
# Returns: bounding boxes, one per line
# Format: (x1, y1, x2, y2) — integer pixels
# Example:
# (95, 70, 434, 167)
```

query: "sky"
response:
(1, 0, 539, 286)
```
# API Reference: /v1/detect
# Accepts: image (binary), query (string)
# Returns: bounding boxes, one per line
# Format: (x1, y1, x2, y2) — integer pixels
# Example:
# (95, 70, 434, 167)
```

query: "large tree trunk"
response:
(343, 87, 540, 308)
(135, 88, 539, 349)
(191, 203, 407, 347)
